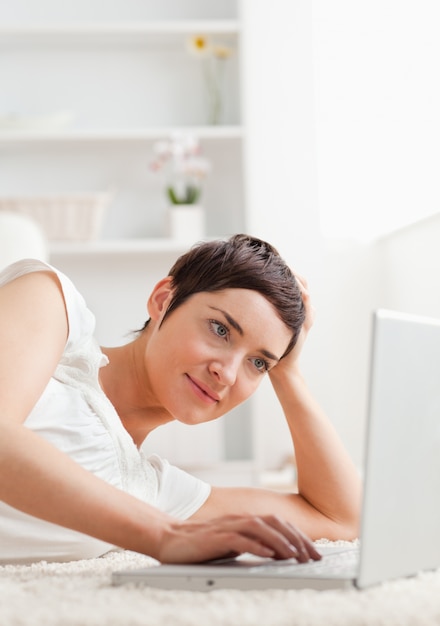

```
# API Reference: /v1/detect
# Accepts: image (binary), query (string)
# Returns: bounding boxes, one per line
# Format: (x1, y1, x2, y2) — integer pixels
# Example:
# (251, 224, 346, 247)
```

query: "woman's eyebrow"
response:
(209, 306, 243, 335)
(260, 348, 280, 363)
(208, 306, 280, 362)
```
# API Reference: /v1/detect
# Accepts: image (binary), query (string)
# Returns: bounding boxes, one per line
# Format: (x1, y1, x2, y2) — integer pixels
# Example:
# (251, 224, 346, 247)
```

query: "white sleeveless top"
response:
(0, 259, 210, 564)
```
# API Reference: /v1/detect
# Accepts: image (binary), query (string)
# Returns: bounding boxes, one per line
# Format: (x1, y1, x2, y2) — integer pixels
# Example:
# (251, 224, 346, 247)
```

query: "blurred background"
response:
(1, 0, 439, 488)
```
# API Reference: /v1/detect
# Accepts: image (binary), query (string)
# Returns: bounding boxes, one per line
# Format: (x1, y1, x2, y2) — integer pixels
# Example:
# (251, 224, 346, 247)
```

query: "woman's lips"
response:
(186, 375, 220, 404)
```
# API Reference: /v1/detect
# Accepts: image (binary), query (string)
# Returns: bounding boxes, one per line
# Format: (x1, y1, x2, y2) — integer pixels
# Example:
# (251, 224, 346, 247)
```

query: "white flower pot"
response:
(167, 205, 205, 242)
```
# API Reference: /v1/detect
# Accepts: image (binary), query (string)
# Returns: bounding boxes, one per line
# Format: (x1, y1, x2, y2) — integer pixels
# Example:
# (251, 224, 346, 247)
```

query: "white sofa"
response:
(0, 211, 49, 269)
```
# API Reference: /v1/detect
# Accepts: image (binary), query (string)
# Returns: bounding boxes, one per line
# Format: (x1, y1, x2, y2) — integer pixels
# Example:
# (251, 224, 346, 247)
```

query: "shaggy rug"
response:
(1, 542, 440, 626)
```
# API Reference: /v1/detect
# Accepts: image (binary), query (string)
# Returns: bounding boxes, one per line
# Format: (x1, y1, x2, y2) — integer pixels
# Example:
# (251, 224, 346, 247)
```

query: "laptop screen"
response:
(357, 310, 440, 588)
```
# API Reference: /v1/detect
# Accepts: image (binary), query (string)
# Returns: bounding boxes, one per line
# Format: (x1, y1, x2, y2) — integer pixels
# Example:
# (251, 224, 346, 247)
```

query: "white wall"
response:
(313, 0, 440, 241)
(241, 0, 440, 472)
(241, 0, 370, 471)
(376, 214, 440, 319)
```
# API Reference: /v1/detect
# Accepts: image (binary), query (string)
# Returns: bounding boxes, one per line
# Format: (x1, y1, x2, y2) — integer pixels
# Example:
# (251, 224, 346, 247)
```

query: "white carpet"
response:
(1, 542, 440, 626)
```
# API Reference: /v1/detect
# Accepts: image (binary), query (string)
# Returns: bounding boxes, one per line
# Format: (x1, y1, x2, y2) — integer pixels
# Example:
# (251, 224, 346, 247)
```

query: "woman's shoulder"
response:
(0, 258, 96, 351)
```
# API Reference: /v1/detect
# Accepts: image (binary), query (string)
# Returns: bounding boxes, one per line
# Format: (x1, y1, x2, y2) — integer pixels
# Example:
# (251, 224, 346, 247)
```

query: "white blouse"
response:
(0, 259, 210, 563)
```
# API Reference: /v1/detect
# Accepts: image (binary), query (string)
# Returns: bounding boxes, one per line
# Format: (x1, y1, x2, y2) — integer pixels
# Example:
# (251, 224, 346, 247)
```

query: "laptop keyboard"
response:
(254, 547, 359, 578)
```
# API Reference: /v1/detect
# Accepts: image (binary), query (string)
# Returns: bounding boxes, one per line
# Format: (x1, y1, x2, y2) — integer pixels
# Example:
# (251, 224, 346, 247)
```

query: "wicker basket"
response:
(0, 192, 113, 241)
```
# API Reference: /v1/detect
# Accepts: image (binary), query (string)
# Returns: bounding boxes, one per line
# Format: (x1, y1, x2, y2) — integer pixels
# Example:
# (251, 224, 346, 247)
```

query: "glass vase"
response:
(203, 56, 227, 126)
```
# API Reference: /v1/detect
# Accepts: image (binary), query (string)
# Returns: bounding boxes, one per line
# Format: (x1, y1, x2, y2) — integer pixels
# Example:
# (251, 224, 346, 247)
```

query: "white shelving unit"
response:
(49, 238, 193, 256)
(0, 126, 244, 143)
(0, 0, 255, 483)
(0, 22, 240, 51)
(0, 6, 244, 240)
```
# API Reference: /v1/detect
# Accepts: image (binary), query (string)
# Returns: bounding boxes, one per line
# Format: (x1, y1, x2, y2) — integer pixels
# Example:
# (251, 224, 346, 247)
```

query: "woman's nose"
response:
(209, 355, 240, 386)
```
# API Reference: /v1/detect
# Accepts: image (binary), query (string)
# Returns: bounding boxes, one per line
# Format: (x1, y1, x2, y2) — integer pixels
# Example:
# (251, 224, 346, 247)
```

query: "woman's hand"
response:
(156, 514, 322, 564)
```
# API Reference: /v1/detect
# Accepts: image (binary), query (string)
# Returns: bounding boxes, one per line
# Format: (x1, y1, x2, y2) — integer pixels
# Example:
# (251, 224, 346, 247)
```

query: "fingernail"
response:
(292, 546, 308, 562)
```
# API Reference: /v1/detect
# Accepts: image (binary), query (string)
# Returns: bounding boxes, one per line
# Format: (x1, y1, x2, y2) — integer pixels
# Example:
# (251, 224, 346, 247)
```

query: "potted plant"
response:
(150, 134, 210, 241)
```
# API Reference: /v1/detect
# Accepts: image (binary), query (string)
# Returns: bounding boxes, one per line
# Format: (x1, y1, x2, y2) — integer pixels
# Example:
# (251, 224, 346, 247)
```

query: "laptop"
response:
(113, 309, 440, 591)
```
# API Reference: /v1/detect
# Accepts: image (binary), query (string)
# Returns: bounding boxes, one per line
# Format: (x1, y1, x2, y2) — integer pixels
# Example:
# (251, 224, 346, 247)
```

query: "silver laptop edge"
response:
(356, 309, 440, 588)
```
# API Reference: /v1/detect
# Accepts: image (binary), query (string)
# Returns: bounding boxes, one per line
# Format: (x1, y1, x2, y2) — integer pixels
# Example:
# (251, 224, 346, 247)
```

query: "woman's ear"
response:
(147, 277, 174, 321)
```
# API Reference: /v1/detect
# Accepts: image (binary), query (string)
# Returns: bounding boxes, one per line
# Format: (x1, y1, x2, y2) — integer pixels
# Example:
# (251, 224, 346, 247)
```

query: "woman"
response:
(0, 234, 360, 564)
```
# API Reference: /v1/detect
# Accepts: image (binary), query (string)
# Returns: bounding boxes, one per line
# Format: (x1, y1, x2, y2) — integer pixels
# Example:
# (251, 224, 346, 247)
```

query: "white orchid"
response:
(150, 134, 211, 205)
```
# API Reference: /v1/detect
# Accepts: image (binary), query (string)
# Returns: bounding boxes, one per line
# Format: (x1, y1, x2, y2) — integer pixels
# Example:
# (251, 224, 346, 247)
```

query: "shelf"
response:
(49, 238, 202, 257)
(0, 126, 244, 145)
(0, 21, 240, 45)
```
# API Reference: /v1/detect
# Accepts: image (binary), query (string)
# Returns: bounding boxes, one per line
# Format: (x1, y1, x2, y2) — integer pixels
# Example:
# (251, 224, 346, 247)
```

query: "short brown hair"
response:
(159, 234, 305, 358)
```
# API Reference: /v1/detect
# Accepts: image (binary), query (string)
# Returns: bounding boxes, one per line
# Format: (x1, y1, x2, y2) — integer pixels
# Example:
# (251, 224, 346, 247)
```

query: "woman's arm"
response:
(3, 418, 322, 562)
(191, 276, 362, 541)
(0, 271, 319, 563)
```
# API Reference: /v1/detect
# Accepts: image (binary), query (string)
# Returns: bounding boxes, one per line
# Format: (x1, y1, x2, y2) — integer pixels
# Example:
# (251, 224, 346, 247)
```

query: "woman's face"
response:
(144, 287, 292, 425)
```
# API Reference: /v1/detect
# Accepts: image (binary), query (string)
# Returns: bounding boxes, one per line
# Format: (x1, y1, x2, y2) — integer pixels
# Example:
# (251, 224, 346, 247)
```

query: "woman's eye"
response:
(252, 357, 269, 373)
(210, 320, 229, 339)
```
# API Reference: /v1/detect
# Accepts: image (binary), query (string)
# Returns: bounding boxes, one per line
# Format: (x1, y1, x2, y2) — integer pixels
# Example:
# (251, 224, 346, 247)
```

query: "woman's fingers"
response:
(293, 272, 309, 292)
(237, 515, 321, 562)
(293, 272, 315, 331)
(160, 515, 321, 564)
